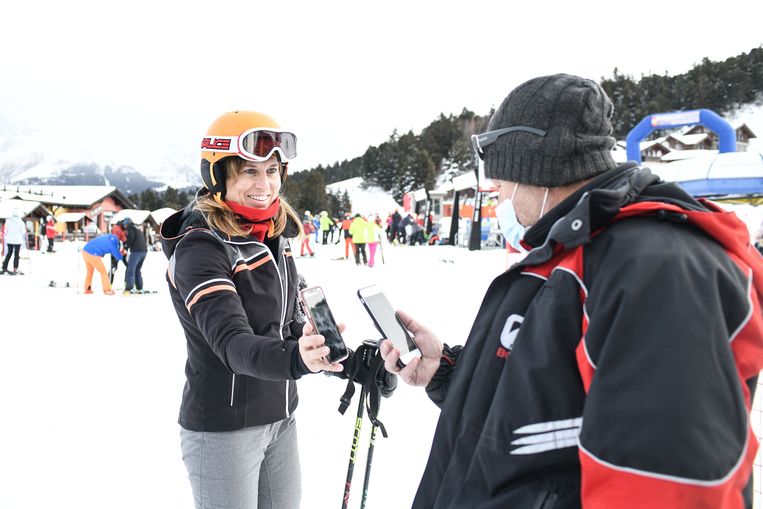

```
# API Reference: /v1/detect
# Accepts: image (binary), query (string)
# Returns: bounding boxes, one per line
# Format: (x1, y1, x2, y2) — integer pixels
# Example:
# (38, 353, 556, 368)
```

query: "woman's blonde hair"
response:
(195, 157, 303, 239)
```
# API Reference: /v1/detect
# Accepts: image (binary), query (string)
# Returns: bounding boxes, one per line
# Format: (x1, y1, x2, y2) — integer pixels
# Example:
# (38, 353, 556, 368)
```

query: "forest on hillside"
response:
(137, 47, 763, 213)
(601, 47, 763, 139)
(280, 46, 763, 216)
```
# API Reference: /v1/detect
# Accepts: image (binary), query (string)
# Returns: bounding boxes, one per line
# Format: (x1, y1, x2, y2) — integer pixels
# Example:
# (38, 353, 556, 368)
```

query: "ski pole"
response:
(360, 420, 379, 509)
(342, 386, 367, 509)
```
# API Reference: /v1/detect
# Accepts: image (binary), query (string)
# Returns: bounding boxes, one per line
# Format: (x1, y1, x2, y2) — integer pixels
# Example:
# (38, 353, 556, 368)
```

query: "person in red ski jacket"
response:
(381, 74, 763, 509)
(301, 214, 315, 256)
(341, 212, 354, 259)
(45, 215, 56, 252)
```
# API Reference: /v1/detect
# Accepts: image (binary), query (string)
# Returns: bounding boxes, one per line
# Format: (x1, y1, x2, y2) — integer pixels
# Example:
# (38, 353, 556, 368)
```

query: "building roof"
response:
(684, 122, 757, 138)
(661, 149, 718, 162)
(0, 184, 134, 208)
(56, 212, 88, 223)
(150, 207, 177, 225)
(110, 209, 156, 227)
(639, 136, 669, 150)
(667, 133, 709, 146)
(0, 198, 51, 219)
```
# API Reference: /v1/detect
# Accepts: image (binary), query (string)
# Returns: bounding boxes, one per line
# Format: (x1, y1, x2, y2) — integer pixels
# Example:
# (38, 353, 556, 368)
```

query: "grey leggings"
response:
(180, 415, 301, 509)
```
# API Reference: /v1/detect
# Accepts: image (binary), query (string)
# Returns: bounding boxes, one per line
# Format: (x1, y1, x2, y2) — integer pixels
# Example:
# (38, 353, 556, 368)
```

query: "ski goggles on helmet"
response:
(471, 126, 546, 160)
(201, 128, 297, 162)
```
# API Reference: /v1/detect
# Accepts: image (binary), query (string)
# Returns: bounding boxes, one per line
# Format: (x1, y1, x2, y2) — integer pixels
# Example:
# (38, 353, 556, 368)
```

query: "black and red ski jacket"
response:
(417, 163, 763, 509)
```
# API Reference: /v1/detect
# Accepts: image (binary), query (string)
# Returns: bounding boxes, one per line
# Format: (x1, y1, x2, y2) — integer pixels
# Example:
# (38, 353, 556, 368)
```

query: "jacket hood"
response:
(525, 162, 709, 249)
(160, 202, 207, 259)
(518, 162, 757, 271)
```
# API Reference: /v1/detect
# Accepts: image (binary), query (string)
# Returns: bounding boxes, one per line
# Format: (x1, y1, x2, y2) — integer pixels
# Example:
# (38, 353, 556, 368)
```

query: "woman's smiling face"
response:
(225, 155, 281, 209)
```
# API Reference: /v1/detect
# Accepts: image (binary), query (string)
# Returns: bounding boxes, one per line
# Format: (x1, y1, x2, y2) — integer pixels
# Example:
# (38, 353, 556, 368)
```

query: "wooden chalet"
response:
(0, 184, 134, 239)
(675, 122, 757, 152)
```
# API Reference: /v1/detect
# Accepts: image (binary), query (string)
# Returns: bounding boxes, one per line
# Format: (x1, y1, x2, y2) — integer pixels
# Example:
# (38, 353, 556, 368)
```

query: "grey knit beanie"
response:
(483, 73, 617, 187)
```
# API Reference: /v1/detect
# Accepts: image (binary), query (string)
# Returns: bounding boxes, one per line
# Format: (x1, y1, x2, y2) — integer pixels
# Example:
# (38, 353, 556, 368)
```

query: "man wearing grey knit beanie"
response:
(382, 73, 763, 508)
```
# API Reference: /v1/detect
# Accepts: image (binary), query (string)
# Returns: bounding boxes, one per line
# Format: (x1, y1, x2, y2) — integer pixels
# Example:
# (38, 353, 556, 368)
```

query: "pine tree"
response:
(341, 190, 352, 212)
(281, 45, 763, 208)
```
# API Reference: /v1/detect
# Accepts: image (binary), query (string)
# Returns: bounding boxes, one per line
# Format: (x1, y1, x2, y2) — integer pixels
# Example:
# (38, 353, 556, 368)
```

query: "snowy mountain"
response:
(0, 159, 200, 195)
(0, 122, 201, 194)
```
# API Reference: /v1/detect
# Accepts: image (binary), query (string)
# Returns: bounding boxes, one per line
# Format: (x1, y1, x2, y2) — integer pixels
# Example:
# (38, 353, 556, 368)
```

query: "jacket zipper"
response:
(224, 238, 291, 415)
(281, 250, 290, 418)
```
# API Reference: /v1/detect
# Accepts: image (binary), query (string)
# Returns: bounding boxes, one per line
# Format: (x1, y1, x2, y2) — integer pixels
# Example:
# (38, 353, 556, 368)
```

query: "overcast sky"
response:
(1, 0, 762, 179)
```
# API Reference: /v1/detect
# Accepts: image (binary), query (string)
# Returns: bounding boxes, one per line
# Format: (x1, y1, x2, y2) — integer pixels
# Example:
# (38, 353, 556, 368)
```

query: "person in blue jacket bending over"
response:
(82, 229, 124, 295)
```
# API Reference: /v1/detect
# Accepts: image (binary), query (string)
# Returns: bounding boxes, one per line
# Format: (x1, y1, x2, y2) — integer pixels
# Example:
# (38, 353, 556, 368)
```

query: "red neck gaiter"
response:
(224, 198, 280, 241)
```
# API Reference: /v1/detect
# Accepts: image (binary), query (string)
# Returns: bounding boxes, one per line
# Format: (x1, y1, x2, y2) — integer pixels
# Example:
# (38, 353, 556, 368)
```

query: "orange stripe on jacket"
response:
(233, 256, 271, 274)
(186, 285, 236, 312)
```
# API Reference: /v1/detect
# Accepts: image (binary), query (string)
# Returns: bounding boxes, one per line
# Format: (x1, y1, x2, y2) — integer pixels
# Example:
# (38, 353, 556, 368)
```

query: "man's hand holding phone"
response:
(379, 310, 443, 387)
(299, 321, 346, 374)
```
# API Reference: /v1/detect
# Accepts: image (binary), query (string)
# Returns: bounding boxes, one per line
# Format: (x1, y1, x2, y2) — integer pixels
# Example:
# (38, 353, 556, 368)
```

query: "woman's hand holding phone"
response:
(299, 321, 346, 373)
(379, 310, 443, 387)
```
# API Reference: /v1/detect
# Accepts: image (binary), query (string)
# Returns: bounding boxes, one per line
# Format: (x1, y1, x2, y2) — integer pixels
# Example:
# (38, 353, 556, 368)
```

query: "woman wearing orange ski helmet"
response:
(160, 111, 343, 509)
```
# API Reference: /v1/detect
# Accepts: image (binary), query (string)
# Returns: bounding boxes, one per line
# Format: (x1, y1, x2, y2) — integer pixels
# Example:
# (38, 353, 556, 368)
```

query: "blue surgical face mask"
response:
(495, 183, 526, 252)
(495, 184, 549, 253)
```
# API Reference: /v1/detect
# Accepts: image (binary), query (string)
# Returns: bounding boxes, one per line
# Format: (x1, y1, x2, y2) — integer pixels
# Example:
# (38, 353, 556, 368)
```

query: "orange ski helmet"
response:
(200, 111, 297, 202)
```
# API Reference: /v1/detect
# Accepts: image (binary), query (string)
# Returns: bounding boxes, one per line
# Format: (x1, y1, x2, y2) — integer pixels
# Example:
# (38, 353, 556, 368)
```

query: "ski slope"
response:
(1, 237, 761, 508)
(0, 238, 514, 508)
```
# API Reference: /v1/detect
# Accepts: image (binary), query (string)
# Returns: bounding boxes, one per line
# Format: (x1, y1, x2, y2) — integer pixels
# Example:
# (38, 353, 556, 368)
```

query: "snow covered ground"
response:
(1, 236, 762, 508)
(0, 237, 515, 508)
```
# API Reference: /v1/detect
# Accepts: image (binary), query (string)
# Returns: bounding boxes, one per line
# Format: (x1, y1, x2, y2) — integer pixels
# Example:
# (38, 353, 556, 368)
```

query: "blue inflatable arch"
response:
(625, 109, 736, 163)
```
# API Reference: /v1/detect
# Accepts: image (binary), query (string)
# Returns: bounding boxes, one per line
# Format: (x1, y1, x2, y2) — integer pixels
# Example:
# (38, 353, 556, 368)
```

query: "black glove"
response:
(329, 344, 397, 395)
(335, 340, 395, 437)
(376, 365, 397, 398)
(323, 348, 354, 380)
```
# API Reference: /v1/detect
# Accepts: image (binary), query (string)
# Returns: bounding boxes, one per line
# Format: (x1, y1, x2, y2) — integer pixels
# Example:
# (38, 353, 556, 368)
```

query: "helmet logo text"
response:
(201, 137, 232, 150)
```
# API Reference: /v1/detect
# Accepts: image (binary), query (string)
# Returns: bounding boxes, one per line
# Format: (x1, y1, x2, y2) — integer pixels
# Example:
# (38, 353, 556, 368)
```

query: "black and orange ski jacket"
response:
(161, 204, 309, 432)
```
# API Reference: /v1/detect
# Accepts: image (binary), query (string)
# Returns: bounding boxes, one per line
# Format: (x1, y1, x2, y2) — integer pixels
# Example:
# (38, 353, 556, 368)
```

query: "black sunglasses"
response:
(471, 126, 546, 160)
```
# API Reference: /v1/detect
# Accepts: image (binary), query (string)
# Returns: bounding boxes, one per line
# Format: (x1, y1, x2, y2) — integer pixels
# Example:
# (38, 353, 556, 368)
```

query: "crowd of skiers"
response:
(298, 209, 442, 266)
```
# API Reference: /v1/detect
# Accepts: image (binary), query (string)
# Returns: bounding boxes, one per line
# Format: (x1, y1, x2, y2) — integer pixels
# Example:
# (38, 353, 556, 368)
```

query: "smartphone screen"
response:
(300, 287, 348, 364)
(357, 286, 419, 358)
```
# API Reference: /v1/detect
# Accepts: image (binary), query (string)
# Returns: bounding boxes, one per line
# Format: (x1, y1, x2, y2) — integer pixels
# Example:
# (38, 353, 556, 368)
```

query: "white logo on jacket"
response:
(496, 314, 523, 359)
(500, 314, 524, 350)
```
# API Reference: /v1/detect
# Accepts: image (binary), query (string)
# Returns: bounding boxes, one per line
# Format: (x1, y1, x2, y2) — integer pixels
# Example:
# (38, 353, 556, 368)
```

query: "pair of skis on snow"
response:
(48, 280, 158, 294)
